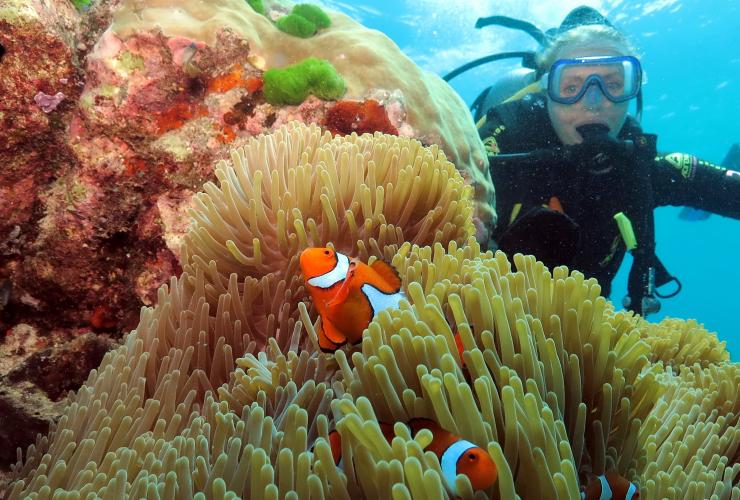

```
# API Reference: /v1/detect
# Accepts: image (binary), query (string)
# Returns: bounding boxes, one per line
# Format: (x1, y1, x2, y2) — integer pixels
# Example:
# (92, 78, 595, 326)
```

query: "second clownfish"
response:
(320, 418, 498, 495)
(299, 247, 405, 352)
(581, 472, 639, 500)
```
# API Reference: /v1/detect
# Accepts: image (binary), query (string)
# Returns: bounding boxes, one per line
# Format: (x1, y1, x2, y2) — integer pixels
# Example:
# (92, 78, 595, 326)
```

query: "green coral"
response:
(275, 13, 317, 38)
(70, 0, 92, 10)
(245, 0, 264, 15)
(275, 3, 331, 38)
(292, 4, 331, 29)
(118, 51, 145, 73)
(262, 57, 346, 106)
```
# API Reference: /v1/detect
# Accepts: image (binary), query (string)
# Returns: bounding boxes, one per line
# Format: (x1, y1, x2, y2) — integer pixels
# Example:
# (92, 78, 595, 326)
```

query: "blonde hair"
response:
(537, 24, 638, 73)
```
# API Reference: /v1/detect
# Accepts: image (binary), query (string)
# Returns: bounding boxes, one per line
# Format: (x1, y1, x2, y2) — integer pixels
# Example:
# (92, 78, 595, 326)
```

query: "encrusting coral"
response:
(275, 4, 332, 38)
(4, 124, 739, 499)
(262, 57, 346, 106)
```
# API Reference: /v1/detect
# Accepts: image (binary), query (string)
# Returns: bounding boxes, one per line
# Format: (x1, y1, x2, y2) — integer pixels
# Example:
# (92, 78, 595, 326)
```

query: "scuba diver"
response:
(446, 6, 740, 317)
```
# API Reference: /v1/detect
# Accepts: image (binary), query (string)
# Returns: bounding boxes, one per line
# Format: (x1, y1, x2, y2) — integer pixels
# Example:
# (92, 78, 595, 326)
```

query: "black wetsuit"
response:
(479, 92, 740, 304)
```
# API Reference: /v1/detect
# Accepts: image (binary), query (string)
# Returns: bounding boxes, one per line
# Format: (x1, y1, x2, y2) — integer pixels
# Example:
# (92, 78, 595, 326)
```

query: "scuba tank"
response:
(471, 67, 537, 124)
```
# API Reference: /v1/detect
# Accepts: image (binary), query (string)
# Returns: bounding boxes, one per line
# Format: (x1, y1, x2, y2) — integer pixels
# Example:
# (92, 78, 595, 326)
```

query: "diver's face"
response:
(547, 47, 630, 145)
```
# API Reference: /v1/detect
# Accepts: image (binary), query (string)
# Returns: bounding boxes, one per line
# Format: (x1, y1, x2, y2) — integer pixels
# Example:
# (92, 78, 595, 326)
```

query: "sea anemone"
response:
(181, 121, 475, 286)
(5, 124, 738, 499)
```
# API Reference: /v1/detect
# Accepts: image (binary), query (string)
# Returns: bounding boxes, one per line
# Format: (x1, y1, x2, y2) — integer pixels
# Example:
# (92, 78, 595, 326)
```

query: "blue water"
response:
(320, 0, 740, 360)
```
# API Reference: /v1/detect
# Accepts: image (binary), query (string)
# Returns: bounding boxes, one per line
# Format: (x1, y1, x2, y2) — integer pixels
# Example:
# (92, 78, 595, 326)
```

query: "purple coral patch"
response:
(33, 91, 66, 113)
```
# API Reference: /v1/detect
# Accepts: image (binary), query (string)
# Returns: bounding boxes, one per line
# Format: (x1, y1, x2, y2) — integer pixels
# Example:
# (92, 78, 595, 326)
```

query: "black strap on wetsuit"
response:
(617, 135, 662, 316)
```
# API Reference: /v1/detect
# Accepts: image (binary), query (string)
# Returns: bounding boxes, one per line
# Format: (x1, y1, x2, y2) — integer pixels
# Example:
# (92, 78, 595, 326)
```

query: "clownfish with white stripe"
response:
(299, 247, 405, 353)
(581, 472, 639, 500)
(318, 418, 498, 495)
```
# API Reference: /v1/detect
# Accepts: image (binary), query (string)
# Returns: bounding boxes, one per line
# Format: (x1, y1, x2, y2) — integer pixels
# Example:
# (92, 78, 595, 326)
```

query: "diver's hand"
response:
(565, 124, 635, 175)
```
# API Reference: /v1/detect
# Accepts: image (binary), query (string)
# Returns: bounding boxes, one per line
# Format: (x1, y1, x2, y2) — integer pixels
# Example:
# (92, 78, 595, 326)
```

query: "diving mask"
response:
(542, 55, 643, 105)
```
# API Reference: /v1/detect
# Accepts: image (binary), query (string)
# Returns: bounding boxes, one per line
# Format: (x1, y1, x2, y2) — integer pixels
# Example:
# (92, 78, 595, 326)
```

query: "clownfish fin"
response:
(317, 319, 346, 353)
(378, 421, 397, 442)
(319, 316, 347, 346)
(407, 417, 438, 435)
(370, 259, 402, 291)
(454, 331, 470, 373)
(328, 430, 342, 465)
(310, 430, 343, 466)
(326, 264, 356, 308)
(454, 331, 464, 357)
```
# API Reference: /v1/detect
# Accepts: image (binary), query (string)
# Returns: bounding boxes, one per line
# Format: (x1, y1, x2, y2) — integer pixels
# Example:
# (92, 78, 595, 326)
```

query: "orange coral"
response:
(245, 76, 263, 93)
(89, 305, 116, 331)
(208, 64, 263, 94)
(155, 101, 208, 134)
(218, 124, 236, 144)
(123, 157, 148, 176)
(324, 99, 398, 136)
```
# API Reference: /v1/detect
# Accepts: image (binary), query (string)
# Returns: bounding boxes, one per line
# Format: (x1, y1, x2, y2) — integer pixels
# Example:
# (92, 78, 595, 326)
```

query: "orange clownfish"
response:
(299, 247, 405, 353)
(454, 330, 465, 360)
(581, 472, 639, 500)
(319, 418, 497, 494)
(453, 325, 474, 364)
(453, 324, 475, 370)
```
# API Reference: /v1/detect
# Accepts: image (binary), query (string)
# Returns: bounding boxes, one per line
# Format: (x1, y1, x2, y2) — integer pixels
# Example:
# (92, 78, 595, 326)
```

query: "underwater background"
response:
(320, 0, 740, 359)
(3, 0, 738, 496)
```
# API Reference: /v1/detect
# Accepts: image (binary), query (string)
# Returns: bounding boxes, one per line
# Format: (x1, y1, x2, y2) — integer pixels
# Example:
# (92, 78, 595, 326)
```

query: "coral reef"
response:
(0, 0, 495, 456)
(106, 0, 496, 227)
(3, 123, 737, 499)
(1, 0, 493, 341)
(0, 331, 116, 470)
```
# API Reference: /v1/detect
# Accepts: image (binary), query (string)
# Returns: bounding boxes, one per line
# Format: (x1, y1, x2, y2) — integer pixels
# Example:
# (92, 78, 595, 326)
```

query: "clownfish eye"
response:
(324, 250, 331, 256)
(466, 451, 479, 461)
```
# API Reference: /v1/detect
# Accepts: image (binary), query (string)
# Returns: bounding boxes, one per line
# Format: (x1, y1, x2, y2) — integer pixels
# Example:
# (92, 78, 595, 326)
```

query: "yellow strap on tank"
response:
(476, 81, 542, 130)
(613, 212, 637, 250)
(509, 203, 522, 224)
(503, 82, 542, 103)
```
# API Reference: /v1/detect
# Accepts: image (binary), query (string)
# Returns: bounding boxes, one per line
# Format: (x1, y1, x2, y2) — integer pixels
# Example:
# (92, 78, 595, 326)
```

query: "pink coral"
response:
(33, 92, 66, 113)
(166, 36, 206, 66)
